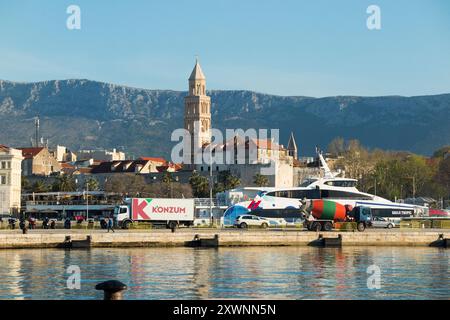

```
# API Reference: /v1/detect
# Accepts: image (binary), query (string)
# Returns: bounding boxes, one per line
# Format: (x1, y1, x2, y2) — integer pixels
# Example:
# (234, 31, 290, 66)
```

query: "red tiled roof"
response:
(60, 162, 75, 169)
(156, 165, 169, 172)
(77, 167, 93, 174)
(293, 159, 305, 167)
(212, 137, 284, 152)
(139, 157, 167, 164)
(18, 147, 45, 159)
(156, 162, 182, 172)
(0, 145, 10, 152)
(252, 139, 283, 150)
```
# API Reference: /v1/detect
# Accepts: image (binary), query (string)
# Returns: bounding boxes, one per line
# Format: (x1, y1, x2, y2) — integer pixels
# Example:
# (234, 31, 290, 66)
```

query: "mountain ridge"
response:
(0, 79, 449, 157)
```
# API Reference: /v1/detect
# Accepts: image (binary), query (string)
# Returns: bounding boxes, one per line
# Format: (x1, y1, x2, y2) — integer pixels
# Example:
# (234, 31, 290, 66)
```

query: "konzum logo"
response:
(132, 198, 189, 220)
(132, 198, 152, 220)
(152, 206, 186, 214)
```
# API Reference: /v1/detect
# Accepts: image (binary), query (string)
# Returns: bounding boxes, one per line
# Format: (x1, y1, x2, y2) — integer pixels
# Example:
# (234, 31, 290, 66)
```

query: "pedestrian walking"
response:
(107, 217, 115, 233)
(8, 218, 16, 230)
(28, 216, 36, 230)
(43, 217, 49, 229)
(64, 217, 71, 229)
(19, 219, 28, 234)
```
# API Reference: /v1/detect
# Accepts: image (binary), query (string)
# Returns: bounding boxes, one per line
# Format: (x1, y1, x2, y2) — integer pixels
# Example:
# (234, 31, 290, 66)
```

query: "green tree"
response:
(217, 170, 241, 190)
(436, 157, 450, 197)
(162, 172, 174, 184)
(21, 177, 31, 193)
(327, 137, 345, 156)
(52, 175, 77, 192)
(85, 177, 100, 191)
(253, 173, 269, 187)
(189, 172, 210, 198)
(432, 145, 450, 159)
(31, 180, 51, 193)
(104, 174, 148, 197)
(367, 155, 434, 200)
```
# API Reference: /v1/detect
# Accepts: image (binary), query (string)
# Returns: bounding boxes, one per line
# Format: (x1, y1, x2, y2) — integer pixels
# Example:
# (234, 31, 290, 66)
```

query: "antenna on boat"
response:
(316, 146, 335, 179)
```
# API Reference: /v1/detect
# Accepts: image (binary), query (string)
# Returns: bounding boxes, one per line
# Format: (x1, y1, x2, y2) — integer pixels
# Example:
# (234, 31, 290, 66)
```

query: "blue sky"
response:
(0, 0, 449, 97)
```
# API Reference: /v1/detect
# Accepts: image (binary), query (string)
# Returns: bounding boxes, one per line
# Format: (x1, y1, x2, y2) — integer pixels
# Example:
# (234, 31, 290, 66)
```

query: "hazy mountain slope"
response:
(0, 79, 448, 157)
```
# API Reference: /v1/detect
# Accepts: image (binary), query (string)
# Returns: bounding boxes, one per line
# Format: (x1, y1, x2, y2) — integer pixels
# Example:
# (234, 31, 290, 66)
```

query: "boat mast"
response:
(316, 147, 335, 179)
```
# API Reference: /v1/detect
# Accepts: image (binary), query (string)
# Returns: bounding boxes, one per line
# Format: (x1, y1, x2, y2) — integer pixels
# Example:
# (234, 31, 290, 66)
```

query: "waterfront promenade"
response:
(0, 228, 448, 249)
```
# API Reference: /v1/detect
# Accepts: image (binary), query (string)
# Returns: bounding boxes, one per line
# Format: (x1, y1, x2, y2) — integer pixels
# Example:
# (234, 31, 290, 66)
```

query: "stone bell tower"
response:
(184, 59, 211, 165)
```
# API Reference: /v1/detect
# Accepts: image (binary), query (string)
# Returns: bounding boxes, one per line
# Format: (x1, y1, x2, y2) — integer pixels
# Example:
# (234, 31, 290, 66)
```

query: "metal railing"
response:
(25, 198, 229, 208)
(194, 198, 227, 207)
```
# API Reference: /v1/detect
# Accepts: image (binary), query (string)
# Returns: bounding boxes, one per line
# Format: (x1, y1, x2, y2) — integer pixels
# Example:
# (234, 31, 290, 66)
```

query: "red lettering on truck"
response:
(152, 206, 186, 214)
(132, 199, 150, 220)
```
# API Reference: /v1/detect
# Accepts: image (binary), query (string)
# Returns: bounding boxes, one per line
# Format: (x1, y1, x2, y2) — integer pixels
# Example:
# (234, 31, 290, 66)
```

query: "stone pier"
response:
(0, 230, 449, 249)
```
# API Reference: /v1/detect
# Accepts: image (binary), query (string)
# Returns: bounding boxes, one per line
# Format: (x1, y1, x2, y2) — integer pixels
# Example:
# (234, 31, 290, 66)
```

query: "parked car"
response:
(371, 216, 396, 229)
(234, 215, 269, 229)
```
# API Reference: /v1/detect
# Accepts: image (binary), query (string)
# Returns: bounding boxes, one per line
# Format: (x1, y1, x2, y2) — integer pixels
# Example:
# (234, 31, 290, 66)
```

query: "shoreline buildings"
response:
(0, 145, 23, 215)
(6, 61, 319, 197)
(183, 60, 300, 187)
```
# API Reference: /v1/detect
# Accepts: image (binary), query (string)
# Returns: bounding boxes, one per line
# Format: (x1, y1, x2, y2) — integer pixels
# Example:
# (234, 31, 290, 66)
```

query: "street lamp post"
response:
(209, 145, 214, 227)
(406, 176, 416, 204)
(86, 181, 89, 223)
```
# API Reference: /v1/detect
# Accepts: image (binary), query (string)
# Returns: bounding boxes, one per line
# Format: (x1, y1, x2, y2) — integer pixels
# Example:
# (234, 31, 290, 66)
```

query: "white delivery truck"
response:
(114, 198, 195, 229)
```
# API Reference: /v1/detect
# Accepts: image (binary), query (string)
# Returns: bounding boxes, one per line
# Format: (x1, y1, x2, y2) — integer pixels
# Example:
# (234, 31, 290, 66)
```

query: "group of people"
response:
(3, 215, 116, 233)
(66, 216, 116, 232)
(100, 217, 116, 232)
(17, 217, 55, 233)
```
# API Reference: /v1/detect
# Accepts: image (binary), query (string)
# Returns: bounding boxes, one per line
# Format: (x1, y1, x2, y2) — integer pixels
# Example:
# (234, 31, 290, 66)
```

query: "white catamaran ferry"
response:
(223, 152, 428, 226)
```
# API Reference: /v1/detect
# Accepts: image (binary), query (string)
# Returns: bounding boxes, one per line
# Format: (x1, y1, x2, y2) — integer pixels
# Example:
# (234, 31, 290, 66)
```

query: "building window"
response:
(7, 162, 11, 169)
(0, 175, 6, 185)
(1, 162, 5, 169)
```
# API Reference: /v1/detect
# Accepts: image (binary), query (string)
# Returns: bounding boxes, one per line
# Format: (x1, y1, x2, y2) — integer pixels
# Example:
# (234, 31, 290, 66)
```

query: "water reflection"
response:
(0, 247, 448, 300)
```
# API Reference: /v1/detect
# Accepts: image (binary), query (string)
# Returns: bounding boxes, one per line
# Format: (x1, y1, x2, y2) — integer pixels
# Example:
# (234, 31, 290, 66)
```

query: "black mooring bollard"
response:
(95, 280, 127, 300)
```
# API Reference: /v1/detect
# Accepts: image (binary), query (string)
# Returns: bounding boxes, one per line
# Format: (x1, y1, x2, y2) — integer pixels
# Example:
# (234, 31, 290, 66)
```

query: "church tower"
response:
(184, 60, 211, 165)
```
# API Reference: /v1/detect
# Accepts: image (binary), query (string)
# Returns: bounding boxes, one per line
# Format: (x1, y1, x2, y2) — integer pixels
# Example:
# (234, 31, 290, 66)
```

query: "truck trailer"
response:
(114, 198, 195, 229)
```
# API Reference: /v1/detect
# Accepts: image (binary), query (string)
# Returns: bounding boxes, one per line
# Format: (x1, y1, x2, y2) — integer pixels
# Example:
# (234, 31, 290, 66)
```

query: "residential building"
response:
(139, 157, 168, 172)
(195, 136, 294, 187)
(77, 148, 125, 161)
(18, 147, 61, 176)
(90, 158, 179, 175)
(53, 145, 77, 162)
(0, 145, 23, 215)
(180, 60, 297, 188)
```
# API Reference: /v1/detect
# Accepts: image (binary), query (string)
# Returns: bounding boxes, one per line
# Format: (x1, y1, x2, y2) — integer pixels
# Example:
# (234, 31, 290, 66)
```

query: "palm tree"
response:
(52, 175, 77, 192)
(189, 172, 209, 198)
(218, 170, 240, 190)
(254, 173, 269, 187)
(86, 177, 100, 191)
(22, 176, 31, 192)
(162, 172, 174, 184)
(31, 180, 50, 193)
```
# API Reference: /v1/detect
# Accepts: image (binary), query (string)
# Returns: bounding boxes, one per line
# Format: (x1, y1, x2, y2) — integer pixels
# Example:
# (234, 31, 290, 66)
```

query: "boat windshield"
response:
(256, 191, 268, 197)
(323, 180, 357, 188)
(299, 179, 318, 187)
